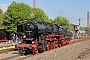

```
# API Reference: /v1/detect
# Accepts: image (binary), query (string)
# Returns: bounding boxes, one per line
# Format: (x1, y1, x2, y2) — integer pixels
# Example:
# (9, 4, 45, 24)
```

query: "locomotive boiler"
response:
(17, 18, 73, 54)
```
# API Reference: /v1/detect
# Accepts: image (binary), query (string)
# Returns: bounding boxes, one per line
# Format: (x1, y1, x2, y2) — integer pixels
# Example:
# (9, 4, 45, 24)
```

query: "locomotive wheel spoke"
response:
(39, 38, 47, 53)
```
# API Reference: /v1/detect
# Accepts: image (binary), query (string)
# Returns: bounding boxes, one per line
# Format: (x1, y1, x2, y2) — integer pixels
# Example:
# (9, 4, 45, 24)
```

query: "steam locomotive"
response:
(0, 29, 11, 42)
(17, 18, 73, 54)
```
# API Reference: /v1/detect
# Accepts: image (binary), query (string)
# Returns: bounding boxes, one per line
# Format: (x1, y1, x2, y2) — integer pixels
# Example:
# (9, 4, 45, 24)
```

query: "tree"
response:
(84, 27, 90, 34)
(54, 16, 70, 31)
(0, 8, 3, 28)
(3, 1, 32, 33)
(47, 19, 54, 23)
(32, 8, 49, 22)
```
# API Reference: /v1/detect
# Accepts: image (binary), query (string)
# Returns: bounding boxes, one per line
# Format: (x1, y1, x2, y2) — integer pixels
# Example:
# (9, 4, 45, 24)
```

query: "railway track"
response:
(0, 52, 35, 60)
(0, 37, 90, 60)
(69, 37, 90, 45)
(0, 45, 16, 54)
(78, 49, 90, 58)
(0, 48, 15, 54)
(1, 54, 20, 60)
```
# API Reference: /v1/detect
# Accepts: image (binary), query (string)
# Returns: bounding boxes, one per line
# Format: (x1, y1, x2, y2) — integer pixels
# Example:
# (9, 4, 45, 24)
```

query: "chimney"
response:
(87, 12, 90, 27)
(34, 0, 36, 8)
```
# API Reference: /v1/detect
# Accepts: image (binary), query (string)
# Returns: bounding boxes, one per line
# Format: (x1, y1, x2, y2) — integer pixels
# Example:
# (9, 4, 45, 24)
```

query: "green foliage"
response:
(3, 1, 32, 32)
(2, 1, 71, 33)
(84, 27, 90, 34)
(54, 16, 70, 31)
(48, 19, 54, 23)
(0, 8, 3, 27)
(32, 8, 49, 22)
(0, 8, 3, 14)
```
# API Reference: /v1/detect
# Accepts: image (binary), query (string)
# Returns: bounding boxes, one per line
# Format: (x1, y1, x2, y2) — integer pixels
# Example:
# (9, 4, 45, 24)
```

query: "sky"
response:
(0, 0, 90, 27)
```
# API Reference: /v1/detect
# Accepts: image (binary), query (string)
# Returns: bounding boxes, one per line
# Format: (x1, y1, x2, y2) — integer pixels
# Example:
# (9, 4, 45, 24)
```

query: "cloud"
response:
(0, 4, 8, 7)
(0, 4, 8, 12)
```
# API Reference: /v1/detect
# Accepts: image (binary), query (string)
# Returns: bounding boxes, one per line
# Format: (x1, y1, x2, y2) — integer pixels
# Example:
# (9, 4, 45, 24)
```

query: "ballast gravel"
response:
(26, 39, 90, 60)
(0, 51, 18, 60)
(0, 38, 90, 60)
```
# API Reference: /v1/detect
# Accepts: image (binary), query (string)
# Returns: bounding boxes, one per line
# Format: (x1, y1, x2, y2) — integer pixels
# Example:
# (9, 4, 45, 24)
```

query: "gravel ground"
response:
(0, 51, 18, 60)
(9, 55, 26, 60)
(77, 49, 90, 60)
(0, 38, 90, 60)
(26, 39, 90, 60)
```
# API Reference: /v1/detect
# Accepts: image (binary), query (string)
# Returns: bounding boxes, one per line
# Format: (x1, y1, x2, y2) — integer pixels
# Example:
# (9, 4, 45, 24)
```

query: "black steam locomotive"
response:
(17, 18, 73, 54)
(0, 29, 11, 42)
